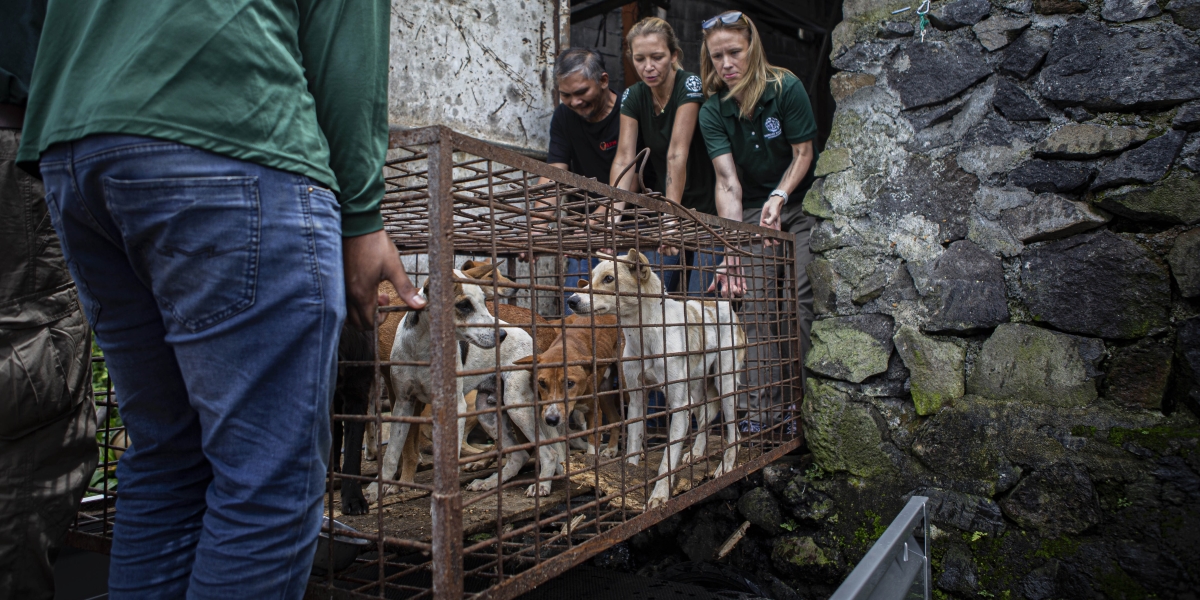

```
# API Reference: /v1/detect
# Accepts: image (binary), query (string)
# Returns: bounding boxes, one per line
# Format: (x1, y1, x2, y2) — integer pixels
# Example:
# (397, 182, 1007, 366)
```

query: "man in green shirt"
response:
(698, 12, 818, 430)
(17, 1, 423, 597)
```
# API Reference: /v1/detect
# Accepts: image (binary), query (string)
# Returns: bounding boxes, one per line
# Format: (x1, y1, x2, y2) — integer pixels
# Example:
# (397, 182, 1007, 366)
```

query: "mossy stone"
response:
(801, 378, 895, 477)
(966, 323, 1103, 406)
(806, 315, 894, 383)
(893, 325, 965, 415)
(815, 147, 853, 177)
(1094, 175, 1200, 225)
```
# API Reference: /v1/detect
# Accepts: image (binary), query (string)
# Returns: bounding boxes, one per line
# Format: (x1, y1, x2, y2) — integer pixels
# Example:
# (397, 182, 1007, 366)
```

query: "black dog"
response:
(332, 324, 373, 515)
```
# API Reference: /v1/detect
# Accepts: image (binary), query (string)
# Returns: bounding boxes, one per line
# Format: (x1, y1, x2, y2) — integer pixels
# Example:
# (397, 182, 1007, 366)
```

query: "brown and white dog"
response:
(365, 262, 534, 503)
(514, 313, 623, 458)
(567, 251, 746, 509)
(365, 260, 520, 473)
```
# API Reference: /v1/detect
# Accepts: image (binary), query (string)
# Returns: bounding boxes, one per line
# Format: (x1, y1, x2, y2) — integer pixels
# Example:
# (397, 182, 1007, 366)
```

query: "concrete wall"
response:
(388, 0, 570, 154)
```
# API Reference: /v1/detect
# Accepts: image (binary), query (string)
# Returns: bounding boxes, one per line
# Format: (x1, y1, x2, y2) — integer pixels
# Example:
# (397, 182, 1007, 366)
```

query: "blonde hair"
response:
(699, 12, 793, 120)
(625, 17, 684, 73)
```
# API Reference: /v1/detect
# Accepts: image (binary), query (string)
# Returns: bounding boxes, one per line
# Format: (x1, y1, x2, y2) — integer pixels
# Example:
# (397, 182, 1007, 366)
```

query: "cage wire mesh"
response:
(64, 126, 805, 599)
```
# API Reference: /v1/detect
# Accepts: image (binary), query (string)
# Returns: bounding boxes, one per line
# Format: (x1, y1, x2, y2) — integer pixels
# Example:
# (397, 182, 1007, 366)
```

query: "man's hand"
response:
(706, 255, 746, 298)
(759, 195, 786, 247)
(343, 229, 424, 331)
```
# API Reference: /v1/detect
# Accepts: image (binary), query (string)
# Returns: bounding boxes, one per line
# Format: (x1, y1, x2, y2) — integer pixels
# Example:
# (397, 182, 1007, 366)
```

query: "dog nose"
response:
(566, 295, 579, 311)
(498, 329, 507, 343)
(545, 411, 560, 427)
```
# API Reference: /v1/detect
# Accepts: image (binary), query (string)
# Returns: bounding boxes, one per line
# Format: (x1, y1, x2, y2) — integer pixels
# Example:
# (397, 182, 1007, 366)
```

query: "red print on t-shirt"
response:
(599, 140, 617, 151)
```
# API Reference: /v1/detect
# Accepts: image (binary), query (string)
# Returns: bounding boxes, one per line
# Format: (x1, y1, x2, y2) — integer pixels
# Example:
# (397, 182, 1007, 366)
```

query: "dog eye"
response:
(455, 299, 472, 312)
(566, 380, 576, 389)
(603, 275, 614, 284)
(486, 397, 497, 406)
(538, 380, 547, 388)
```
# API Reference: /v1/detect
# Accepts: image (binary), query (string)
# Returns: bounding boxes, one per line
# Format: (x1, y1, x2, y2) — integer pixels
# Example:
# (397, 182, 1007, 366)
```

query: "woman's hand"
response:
(759, 195, 785, 247)
(706, 255, 746, 297)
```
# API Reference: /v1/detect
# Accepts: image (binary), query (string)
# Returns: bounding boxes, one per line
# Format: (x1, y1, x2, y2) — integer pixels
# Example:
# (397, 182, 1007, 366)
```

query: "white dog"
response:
(567, 251, 746, 509)
(465, 370, 566, 497)
(365, 264, 534, 503)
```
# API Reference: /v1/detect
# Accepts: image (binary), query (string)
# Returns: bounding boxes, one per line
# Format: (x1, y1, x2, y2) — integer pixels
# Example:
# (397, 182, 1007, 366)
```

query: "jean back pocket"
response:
(103, 176, 260, 333)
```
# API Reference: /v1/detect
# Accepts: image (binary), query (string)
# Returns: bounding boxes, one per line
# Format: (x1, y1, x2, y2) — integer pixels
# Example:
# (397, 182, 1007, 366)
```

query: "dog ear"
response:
(628, 250, 653, 281)
(595, 251, 615, 261)
(462, 261, 498, 280)
(577, 278, 589, 288)
(513, 355, 534, 365)
(461, 259, 478, 270)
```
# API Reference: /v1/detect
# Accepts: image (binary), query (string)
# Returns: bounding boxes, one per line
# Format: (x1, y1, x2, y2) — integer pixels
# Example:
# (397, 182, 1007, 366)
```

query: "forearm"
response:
(714, 177, 743, 222)
(775, 142, 814, 198)
(664, 154, 687, 203)
(298, 0, 390, 237)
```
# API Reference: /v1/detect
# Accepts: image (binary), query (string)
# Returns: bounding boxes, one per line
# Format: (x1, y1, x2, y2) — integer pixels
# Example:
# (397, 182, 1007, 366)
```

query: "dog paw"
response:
(679, 452, 693, 465)
(711, 463, 728, 479)
(463, 458, 492, 472)
(626, 455, 641, 467)
(364, 483, 380, 504)
(341, 487, 370, 516)
(600, 446, 620, 459)
(646, 494, 668, 510)
(466, 476, 498, 492)
(525, 482, 552, 497)
(585, 444, 597, 455)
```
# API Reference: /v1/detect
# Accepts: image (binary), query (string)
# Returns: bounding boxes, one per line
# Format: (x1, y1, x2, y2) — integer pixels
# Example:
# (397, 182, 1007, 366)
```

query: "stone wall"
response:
(790, 0, 1200, 596)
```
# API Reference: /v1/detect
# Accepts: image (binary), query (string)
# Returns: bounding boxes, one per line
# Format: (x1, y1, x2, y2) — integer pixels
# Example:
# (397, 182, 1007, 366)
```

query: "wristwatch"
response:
(769, 189, 789, 203)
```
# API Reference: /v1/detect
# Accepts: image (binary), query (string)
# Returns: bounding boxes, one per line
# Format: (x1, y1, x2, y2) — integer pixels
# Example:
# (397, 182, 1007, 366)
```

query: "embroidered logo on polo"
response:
(764, 117, 782, 139)
(684, 75, 702, 96)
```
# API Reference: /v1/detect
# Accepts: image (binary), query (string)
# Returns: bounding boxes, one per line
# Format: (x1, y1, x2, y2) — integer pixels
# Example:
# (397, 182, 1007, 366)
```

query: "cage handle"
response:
(614, 147, 652, 193)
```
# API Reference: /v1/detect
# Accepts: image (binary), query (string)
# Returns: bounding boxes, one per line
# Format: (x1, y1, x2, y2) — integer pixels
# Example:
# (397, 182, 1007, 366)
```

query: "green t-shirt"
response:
(619, 70, 716, 215)
(16, 0, 389, 237)
(698, 72, 818, 210)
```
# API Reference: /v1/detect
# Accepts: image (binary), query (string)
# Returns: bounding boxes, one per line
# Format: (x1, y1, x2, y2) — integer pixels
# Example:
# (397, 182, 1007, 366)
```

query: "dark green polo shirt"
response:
(16, 0, 389, 237)
(698, 72, 818, 210)
(620, 70, 716, 215)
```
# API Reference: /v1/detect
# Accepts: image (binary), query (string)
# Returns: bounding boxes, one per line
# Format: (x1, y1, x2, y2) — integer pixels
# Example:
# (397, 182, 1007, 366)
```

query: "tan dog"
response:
(568, 251, 746, 509)
(513, 313, 624, 458)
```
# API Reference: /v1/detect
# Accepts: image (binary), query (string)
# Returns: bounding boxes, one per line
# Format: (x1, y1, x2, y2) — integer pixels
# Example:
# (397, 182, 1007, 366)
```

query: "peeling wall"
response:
(389, 0, 569, 155)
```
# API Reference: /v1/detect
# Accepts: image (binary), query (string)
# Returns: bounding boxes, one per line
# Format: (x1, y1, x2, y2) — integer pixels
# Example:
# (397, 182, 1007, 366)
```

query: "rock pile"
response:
(793, 0, 1200, 595)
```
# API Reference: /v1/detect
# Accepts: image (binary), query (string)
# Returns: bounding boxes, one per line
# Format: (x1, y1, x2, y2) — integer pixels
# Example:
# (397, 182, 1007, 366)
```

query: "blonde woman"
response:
(697, 11, 818, 429)
(610, 17, 718, 294)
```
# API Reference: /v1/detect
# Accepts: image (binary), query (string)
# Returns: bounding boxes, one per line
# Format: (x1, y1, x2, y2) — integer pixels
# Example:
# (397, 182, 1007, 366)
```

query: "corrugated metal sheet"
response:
(389, 0, 569, 156)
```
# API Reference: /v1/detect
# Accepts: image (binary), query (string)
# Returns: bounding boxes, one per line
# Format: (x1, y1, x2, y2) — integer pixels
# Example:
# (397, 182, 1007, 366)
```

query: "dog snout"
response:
(566, 295, 581, 312)
(498, 329, 507, 344)
(544, 408, 561, 427)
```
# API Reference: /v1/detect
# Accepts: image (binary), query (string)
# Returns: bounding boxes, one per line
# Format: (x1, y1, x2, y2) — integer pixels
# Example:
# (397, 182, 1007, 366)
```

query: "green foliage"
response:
(87, 338, 122, 497)
(781, 519, 798, 532)
(803, 463, 827, 481)
(1032, 536, 1081, 560)
(1107, 426, 1200, 454)
(1071, 425, 1097, 438)
(853, 510, 885, 549)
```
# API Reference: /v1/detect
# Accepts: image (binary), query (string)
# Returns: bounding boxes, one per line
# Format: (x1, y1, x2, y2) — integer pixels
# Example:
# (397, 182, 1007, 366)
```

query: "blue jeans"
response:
(40, 135, 345, 599)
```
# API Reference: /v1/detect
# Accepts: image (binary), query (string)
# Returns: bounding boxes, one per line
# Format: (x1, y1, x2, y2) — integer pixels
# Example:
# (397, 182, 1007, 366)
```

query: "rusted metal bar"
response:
(428, 128, 466, 600)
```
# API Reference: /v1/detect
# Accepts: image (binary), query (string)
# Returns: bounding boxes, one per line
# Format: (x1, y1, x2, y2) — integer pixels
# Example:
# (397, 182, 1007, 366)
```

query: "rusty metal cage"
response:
(65, 125, 805, 599)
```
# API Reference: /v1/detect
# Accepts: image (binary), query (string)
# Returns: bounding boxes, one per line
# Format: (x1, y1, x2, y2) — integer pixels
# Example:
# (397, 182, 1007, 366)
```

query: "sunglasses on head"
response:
(702, 11, 743, 30)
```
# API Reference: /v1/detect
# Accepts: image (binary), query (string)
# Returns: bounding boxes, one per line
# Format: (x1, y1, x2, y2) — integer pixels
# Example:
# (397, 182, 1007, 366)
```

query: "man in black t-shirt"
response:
(546, 48, 620, 185)
(544, 48, 620, 314)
